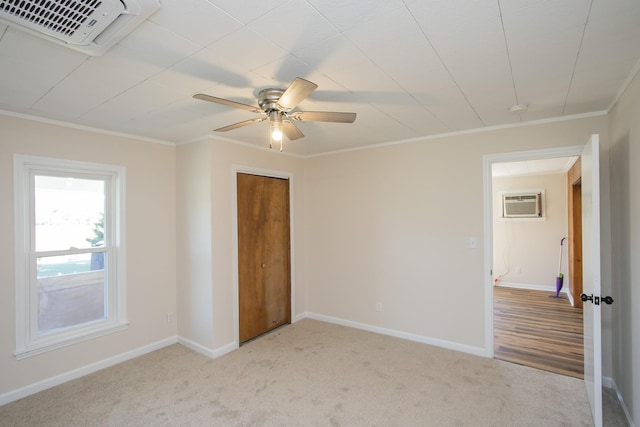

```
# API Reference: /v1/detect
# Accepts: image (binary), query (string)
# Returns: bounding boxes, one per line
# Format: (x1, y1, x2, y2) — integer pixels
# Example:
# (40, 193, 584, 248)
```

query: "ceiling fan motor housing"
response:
(258, 88, 287, 112)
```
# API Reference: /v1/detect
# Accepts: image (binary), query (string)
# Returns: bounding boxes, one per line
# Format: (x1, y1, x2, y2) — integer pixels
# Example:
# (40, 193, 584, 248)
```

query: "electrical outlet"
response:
(375, 302, 383, 312)
(516, 267, 522, 274)
(167, 311, 174, 323)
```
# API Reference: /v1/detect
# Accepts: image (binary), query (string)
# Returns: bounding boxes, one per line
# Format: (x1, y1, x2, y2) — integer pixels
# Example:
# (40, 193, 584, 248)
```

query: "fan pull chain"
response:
(280, 140, 283, 152)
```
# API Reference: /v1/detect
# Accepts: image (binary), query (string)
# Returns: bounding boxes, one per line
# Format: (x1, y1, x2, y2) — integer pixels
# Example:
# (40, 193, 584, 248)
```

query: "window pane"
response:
(35, 175, 105, 252)
(37, 253, 106, 334)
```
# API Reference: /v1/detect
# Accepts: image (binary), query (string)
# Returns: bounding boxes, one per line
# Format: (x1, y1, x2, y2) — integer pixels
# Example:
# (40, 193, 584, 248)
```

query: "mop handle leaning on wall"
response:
(557, 237, 567, 277)
(553, 237, 567, 298)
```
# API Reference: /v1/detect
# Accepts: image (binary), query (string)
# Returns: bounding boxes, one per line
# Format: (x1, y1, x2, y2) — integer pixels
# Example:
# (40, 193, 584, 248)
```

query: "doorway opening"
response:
(483, 147, 584, 378)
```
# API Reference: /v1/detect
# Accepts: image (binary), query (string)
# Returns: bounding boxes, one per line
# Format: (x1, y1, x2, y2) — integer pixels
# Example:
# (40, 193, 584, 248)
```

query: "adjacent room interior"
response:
(491, 157, 584, 378)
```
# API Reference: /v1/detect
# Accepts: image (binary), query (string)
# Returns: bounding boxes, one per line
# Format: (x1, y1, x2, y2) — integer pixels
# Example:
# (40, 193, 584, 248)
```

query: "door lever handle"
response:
(581, 293, 614, 305)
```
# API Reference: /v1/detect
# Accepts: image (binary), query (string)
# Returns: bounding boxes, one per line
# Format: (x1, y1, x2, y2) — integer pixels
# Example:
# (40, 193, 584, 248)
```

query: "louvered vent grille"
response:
(502, 193, 542, 218)
(0, 0, 160, 56)
(0, 0, 125, 45)
(0, 0, 102, 38)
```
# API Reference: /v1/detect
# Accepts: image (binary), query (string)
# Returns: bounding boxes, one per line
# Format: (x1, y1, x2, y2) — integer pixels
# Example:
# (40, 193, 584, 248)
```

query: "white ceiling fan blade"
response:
(290, 111, 356, 123)
(282, 120, 305, 140)
(276, 78, 318, 111)
(194, 93, 262, 113)
(214, 117, 266, 132)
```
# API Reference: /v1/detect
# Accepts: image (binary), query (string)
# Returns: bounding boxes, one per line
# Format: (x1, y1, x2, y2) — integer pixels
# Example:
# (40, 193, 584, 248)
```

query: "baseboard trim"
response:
(0, 336, 177, 406)
(299, 312, 488, 358)
(603, 376, 614, 389)
(294, 312, 307, 323)
(496, 281, 568, 294)
(604, 376, 635, 427)
(177, 336, 237, 359)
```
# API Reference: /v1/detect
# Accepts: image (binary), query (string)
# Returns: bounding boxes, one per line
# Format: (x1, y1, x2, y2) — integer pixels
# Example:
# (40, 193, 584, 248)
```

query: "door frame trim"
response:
(482, 145, 584, 357)
(231, 165, 296, 346)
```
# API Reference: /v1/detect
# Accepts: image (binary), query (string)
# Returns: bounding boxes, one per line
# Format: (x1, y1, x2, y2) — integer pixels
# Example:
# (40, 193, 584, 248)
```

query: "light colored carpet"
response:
(0, 319, 626, 426)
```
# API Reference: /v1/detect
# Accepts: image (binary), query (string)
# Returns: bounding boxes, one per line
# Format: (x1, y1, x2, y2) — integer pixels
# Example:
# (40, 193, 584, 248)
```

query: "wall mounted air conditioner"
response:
(0, 0, 161, 56)
(502, 192, 542, 218)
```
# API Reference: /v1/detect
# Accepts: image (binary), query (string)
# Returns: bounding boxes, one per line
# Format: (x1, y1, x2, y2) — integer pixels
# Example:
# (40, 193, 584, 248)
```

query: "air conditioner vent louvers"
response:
(502, 192, 542, 218)
(0, 0, 159, 55)
(0, 0, 124, 45)
(4, 0, 104, 38)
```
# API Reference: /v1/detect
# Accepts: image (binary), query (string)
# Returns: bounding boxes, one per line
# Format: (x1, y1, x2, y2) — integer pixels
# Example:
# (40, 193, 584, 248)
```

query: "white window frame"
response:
(14, 155, 127, 359)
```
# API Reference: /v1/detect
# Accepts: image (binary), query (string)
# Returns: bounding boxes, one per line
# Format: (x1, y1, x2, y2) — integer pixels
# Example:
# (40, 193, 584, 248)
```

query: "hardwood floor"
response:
(493, 286, 584, 379)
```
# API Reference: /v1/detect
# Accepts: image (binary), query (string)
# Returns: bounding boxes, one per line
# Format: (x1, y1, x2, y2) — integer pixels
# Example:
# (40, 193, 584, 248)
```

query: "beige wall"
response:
(176, 139, 306, 353)
(608, 69, 640, 423)
(0, 115, 177, 396)
(493, 173, 568, 290)
(303, 116, 609, 352)
(176, 141, 214, 349)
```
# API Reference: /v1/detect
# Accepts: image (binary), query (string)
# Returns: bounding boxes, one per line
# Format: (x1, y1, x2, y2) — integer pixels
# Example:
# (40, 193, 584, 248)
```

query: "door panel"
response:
(237, 173, 291, 343)
(262, 176, 291, 332)
(237, 174, 266, 342)
(581, 135, 602, 426)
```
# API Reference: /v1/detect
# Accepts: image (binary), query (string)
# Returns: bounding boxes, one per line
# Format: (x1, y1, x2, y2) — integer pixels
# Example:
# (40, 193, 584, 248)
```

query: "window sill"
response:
(15, 321, 129, 360)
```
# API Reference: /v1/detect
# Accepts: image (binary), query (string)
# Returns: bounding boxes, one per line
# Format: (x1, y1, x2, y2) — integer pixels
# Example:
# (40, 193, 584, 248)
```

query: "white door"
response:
(581, 134, 602, 426)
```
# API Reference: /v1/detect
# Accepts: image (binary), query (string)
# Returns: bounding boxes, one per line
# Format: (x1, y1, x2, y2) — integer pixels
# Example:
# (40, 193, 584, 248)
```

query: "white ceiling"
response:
(1, 0, 639, 156)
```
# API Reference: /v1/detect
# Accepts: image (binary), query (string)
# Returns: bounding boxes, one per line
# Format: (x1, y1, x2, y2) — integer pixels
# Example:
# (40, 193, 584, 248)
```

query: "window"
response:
(14, 155, 127, 359)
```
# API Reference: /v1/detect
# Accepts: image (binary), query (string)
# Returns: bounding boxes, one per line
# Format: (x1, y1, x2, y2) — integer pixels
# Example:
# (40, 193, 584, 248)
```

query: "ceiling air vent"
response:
(0, 0, 160, 56)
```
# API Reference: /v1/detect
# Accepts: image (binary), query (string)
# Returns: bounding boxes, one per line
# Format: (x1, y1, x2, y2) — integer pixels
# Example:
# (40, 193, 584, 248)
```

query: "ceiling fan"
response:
(193, 77, 357, 151)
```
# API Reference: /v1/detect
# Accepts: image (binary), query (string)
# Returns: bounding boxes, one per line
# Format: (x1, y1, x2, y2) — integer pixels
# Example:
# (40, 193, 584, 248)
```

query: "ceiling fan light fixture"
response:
(271, 126, 283, 141)
(193, 77, 357, 153)
(269, 111, 284, 151)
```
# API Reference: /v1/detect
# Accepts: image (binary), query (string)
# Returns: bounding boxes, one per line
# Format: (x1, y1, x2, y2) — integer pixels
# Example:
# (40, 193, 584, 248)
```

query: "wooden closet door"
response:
(237, 173, 291, 343)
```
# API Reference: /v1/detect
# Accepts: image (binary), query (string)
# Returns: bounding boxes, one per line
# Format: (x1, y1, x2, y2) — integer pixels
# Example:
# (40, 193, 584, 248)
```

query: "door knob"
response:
(581, 293, 614, 305)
